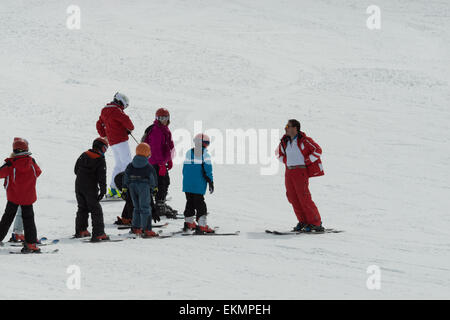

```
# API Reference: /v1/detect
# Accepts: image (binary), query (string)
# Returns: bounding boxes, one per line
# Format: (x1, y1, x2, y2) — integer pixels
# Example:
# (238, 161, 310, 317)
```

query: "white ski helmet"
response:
(113, 92, 129, 109)
(193, 133, 211, 147)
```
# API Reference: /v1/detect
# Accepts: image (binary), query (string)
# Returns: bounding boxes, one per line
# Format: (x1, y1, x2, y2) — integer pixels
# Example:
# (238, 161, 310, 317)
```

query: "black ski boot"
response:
(183, 221, 197, 232)
(90, 234, 110, 242)
(156, 200, 178, 219)
(114, 216, 132, 226)
(165, 204, 179, 219)
(292, 222, 306, 232)
(195, 225, 215, 235)
(21, 243, 41, 254)
(303, 224, 325, 233)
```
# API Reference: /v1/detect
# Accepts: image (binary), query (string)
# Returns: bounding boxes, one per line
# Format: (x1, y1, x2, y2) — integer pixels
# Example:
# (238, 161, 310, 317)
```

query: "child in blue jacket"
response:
(182, 134, 214, 234)
(123, 143, 159, 237)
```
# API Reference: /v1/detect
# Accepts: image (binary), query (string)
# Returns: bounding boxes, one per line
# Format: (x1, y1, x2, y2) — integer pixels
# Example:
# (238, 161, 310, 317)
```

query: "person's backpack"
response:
(141, 124, 154, 143)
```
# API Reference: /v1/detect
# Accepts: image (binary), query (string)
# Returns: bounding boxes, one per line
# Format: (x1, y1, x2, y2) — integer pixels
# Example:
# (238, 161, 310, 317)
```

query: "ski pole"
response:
(128, 131, 139, 144)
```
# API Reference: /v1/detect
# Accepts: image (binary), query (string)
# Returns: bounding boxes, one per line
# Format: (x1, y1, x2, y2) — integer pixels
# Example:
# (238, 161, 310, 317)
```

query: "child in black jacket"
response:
(74, 137, 109, 241)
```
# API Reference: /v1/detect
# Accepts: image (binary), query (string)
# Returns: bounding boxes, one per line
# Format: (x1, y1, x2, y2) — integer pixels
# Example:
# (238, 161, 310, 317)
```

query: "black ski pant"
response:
(152, 165, 170, 202)
(121, 196, 134, 220)
(184, 193, 207, 219)
(0, 201, 37, 244)
(115, 171, 134, 220)
(75, 188, 105, 237)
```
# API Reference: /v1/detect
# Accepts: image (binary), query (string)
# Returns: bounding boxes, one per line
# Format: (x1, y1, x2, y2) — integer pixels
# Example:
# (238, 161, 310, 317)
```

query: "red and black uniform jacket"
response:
(0, 155, 42, 205)
(74, 149, 107, 195)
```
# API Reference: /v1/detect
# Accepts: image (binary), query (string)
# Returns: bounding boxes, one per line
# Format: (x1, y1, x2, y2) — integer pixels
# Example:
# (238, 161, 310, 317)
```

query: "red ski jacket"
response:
(277, 131, 324, 178)
(0, 155, 42, 205)
(96, 102, 134, 146)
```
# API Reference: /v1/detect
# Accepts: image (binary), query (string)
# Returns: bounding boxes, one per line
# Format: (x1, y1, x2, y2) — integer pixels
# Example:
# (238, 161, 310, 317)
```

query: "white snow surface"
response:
(0, 0, 449, 299)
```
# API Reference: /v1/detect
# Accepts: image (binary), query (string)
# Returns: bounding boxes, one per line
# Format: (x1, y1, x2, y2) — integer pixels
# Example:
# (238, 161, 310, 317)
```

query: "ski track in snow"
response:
(0, 0, 449, 299)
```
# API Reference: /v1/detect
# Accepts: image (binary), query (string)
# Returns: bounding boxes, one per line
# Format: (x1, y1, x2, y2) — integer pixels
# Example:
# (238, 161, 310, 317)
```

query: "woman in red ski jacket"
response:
(96, 92, 134, 196)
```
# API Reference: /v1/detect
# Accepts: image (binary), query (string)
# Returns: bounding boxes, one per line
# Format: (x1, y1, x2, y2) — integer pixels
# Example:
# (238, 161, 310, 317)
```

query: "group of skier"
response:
(0, 91, 326, 253)
(78, 92, 216, 241)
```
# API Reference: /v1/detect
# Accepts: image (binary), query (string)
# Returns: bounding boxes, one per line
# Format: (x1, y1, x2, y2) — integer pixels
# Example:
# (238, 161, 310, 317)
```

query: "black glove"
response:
(208, 181, 214, 194)
(152, 210, 160, 223)
(127, 130, 132, 135)
(97, 192, 105, 201)
(121, 188, 128, 201)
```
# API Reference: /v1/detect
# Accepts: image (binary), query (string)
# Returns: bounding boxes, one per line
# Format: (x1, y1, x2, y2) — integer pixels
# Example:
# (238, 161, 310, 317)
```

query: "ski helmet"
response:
(193, 133, 210, 148)
(12, 137, 29, 153)
(113, 92, 130, 109)
(136, 142, 151, 158)
(92, 137, 109, 154)
(155, 108, 170, 121)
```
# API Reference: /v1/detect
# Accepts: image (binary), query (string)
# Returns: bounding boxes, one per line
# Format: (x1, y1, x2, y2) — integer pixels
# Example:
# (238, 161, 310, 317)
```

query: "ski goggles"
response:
(100, 144, 108, 154)
(157, 116, 170, 122)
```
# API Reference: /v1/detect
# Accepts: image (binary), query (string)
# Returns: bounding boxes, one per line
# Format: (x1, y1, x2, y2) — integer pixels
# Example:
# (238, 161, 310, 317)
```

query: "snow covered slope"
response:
(0, 0, 449, 299)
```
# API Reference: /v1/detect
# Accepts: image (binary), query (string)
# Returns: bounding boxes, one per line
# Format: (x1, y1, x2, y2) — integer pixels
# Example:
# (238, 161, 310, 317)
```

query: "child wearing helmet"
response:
(0, 138, 42, 253)
(96, 92, 134, 199)
(182, 133, 215, 234)
(141, 108, 177, 218)
(73, 137, 110, 241)
(122, 143, 159, 237)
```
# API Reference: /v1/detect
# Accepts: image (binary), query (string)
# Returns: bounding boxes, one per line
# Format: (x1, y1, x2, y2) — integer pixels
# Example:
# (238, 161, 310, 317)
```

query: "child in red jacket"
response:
(0, 138, 42, 253)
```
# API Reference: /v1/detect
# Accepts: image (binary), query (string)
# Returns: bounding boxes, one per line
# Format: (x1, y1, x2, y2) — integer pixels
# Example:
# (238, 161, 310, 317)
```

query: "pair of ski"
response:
(116, 227, 240, 239)
(116, 215, 185, 226)
(117, 222, 169, 230)
(118, 224, 239, 237)
(165, 225, 240, 237)
(7, 237, 60, 254)
(7, 237, 60, 247)
(9, 248, 59, 254)
(86, 228, 178, 241)
(265, 228, 344, 235)
(70, 223, 170, 242)
(87, 230, 174, 241)
(180, 229, 240, 237)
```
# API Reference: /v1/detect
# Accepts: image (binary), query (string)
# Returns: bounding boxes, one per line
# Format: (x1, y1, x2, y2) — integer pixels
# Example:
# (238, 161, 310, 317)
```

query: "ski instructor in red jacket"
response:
(96, 92, 134, 199)
(277, 119, 325, 232)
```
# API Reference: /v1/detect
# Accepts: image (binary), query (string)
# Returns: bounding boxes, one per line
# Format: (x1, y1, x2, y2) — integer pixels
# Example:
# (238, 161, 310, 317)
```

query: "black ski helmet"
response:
(92, 137, 109, 153)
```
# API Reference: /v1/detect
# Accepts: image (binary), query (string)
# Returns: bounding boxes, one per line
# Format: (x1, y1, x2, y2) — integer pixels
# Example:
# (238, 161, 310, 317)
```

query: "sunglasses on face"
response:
(157, 116, 170, 122)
